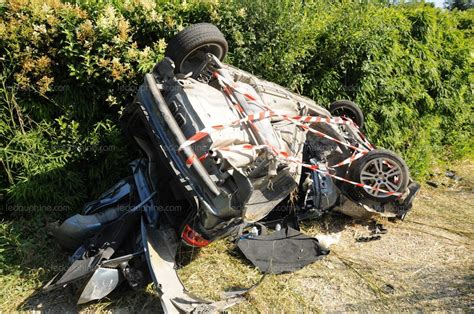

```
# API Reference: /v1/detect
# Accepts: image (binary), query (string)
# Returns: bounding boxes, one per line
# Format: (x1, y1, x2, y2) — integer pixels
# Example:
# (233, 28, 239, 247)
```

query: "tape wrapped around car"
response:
(45, 23, 420, 312)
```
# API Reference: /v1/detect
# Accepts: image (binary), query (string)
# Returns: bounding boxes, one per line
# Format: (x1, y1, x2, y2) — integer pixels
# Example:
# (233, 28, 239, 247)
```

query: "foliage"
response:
(0, 0, 472, 214)
(446, 0, 474, 11)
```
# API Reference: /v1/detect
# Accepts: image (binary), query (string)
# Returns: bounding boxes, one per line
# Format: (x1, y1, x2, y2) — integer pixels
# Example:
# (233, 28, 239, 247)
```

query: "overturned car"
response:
(46, 23, 420, 312)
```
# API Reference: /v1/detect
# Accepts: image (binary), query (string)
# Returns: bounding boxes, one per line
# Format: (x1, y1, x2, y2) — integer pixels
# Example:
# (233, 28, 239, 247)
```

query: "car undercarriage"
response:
(45, 23, 420, 313)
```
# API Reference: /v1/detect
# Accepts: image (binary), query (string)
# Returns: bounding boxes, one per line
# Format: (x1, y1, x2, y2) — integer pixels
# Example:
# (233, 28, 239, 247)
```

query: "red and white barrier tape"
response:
(277, 113, 369, 153)
(330, 151, 368, 168)
(209, 143, 401, 196)
(182, 70, 400, 196)
(215, 71, 370, 154)
(178, 110, 272, 150)
(179, 109, 369, 152)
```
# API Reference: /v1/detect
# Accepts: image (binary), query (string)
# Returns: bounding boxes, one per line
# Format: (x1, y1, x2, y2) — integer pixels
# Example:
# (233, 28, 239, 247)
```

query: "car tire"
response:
(165, 23, 228, 74)
(329, 100, 364, 128)
(348, 149, 409, 202)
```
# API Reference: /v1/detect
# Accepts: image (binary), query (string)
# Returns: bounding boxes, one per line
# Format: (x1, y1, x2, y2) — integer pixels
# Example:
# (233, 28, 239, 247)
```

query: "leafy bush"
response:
(0, 0, 472, 215)
(214, 1, 473, 177)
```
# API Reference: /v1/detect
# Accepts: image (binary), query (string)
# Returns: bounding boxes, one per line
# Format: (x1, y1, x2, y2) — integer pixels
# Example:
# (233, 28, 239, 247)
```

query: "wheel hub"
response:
(359, 157, 403, 198)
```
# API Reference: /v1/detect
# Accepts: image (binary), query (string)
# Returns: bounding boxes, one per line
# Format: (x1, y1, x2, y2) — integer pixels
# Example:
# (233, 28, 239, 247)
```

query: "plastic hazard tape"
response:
(182, 70, 400, 197)
(178, 110, 272, 150)
(213, 71, 258, 102)
(211, 144, 401, 197)
(291, 114, 374, 150)
(330, 151, 368, 168)
(320, 168, 402, 196)
(179, 109, 369, 152)
(213, 71, 370, 154)
(277, 113, 369, 153)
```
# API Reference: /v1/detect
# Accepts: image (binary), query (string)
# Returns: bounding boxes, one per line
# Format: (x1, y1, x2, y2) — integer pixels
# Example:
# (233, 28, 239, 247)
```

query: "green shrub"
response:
(0, 0, 472, 214)
(213, 1, 473, 177)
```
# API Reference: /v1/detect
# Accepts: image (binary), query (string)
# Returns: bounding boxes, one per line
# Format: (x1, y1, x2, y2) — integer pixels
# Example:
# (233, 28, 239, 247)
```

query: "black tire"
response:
(348, 149, 409, 202)
(165, 23, 228, 74)
(329, 100, 364, 128)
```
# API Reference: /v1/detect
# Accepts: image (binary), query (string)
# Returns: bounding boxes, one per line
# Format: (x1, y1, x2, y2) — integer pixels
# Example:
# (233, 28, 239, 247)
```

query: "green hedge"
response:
(0, 0, 472, 212)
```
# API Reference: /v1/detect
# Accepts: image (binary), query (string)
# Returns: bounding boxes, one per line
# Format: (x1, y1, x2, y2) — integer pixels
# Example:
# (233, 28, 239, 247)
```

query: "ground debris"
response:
(426, 180, 439, 188)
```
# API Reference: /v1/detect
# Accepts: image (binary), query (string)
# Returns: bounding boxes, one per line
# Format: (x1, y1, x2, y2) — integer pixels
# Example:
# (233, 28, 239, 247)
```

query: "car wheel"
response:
(329, 100, 364, 128)
(348, 149, 409, 202)
(165, 23, 228, 74)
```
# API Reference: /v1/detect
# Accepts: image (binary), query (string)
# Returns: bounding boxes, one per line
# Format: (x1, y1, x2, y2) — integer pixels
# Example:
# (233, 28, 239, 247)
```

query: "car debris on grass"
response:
(44, 23, 421, 313)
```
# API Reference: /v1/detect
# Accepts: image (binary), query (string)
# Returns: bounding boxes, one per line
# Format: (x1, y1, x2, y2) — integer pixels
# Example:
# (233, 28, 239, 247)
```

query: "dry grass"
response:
(1, 160, 473, 312)
(176, 160, 474, 312)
